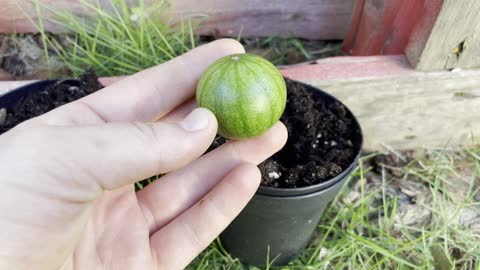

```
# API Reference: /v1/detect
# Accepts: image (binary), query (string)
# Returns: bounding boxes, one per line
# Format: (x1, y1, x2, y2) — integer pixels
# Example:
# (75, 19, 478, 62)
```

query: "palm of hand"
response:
(0, 40, 287, 270)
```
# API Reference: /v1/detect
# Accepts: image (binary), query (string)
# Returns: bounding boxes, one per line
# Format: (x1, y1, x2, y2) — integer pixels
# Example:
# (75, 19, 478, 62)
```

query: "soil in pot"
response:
(1, 73, 359, 191)
(0, 71, 102, 135)
(209, 78, 358, 188)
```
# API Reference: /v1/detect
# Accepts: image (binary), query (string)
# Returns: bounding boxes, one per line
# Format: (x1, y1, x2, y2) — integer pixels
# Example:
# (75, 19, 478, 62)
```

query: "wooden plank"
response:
(0, 56, 412, 94)
(2, 56, 479, 150)
(406, 0, 480, 71)
(172, 0, 354, 39)
(0, 0, 354, 40)
(311, 71, 480, 150)
(344, 0, 444, 56)
(0, 0, 82, 33)
(289, 57, 480, 150)
(342, 0, 366, 54)
(403, 0, 444, 67)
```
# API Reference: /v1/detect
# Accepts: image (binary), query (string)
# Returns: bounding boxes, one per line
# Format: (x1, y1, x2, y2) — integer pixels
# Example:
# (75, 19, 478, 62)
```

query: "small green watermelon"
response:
(196, 53, 287, 139)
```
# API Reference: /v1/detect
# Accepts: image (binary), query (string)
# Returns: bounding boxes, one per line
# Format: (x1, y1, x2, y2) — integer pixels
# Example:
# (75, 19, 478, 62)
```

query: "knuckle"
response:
(129, 122, 162, 158)
(130, 122, 159, 143)
(200, 195, 231, 224)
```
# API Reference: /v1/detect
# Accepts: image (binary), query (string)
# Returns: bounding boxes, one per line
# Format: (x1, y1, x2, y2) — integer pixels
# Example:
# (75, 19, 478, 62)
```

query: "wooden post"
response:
(344, 0, 480, 71)
(406, 0, 480, 71)
(343, 0, 443, 56)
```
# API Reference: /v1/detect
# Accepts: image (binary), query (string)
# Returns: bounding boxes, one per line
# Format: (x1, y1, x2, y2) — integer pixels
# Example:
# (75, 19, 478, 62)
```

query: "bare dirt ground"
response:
(357, 150, 480, 235)
(0, 34, 69, 80)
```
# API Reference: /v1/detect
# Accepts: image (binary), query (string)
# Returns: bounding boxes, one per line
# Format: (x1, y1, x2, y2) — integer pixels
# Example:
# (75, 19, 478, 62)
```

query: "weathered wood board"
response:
(0, 0, 354, 40)
(344, 0, 444, 56)
(311, 71, 480, 150)
(289, 57, 480, 150)
(406, 0, 480, 71)
(344, 0, 480, 71)
(2, 55, 479, 151)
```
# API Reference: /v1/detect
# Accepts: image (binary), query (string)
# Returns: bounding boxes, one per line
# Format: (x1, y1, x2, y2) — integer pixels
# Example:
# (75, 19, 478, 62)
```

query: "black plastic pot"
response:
(0, 79, 81, 109)
(220, 79, 363, 266)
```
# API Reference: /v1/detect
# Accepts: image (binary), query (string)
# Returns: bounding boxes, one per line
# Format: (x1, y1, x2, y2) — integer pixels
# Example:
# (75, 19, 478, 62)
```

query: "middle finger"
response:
(136, 122, 288, 234)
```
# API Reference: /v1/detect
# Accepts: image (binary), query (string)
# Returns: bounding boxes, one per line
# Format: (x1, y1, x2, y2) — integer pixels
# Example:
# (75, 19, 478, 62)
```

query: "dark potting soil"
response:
(0, 71, 102, 135)
(209, 79, 358, 188)
(1, 72, 357, 189)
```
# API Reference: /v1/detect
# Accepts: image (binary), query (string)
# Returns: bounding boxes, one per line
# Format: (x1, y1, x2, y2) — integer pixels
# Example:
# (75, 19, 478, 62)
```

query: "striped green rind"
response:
(196, 53, 287, 139)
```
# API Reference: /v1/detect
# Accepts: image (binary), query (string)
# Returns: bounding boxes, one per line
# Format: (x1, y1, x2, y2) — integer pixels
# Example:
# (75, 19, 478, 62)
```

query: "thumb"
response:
(8, 108, 217, 195)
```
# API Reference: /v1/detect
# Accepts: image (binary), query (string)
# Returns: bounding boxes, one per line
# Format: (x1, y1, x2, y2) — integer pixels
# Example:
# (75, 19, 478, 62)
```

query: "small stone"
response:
(68, 86, 80, 92)
(318, 247, 329, 260)
(268, 171, 281, 179)
(400, 187, 417, 197)
(344, 190, 360, 204)
(458, 206, 480, 228)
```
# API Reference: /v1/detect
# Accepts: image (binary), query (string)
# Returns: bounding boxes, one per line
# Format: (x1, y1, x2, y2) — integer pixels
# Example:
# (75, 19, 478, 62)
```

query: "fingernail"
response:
(180, 108, 210, 132)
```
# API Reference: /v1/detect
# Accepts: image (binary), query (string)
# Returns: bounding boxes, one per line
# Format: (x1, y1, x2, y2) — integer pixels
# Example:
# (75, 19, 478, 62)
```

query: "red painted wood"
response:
(342, 0, 365, 54)
(405, 0, 445, 66)
(97, 56, 414, 87)
(0, 55, 413, 95)
(281, 55, 412, 82)
(344, 0, 444, 56)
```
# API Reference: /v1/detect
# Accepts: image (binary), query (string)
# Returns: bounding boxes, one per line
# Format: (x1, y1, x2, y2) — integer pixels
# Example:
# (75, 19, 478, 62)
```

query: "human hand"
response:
(0, 39, 288, 270)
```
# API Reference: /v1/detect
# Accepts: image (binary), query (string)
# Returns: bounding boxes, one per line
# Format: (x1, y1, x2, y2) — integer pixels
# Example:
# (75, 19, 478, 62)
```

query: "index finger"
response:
(41, 39, 245, 124)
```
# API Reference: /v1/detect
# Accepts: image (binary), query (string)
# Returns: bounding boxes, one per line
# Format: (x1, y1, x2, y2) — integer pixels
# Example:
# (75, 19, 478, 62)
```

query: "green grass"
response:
(187, 147, 480, 269)
(29, 0, 197, 77)
(242, 37, 343, 66)
(28, 0, 341, 77)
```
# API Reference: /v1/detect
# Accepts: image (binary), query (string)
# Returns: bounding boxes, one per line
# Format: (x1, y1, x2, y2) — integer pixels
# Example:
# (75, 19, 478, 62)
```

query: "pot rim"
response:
(252, 174, 351, 201)
(1, 78, 363, 199)
(257, 78, 363, 197)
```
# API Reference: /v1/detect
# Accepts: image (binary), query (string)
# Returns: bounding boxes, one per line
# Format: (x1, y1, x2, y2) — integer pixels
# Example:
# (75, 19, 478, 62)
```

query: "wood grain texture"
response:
(2, 56, 479, 150)
(403, 0, 444, 68)
(172, 0, 354, 39)
(344, 0, 425, 55)
(0, 0, 88, 33)
(407, 0, 480, 71)
(344, 0, 444, 56)
(0, 0, 354, 40)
